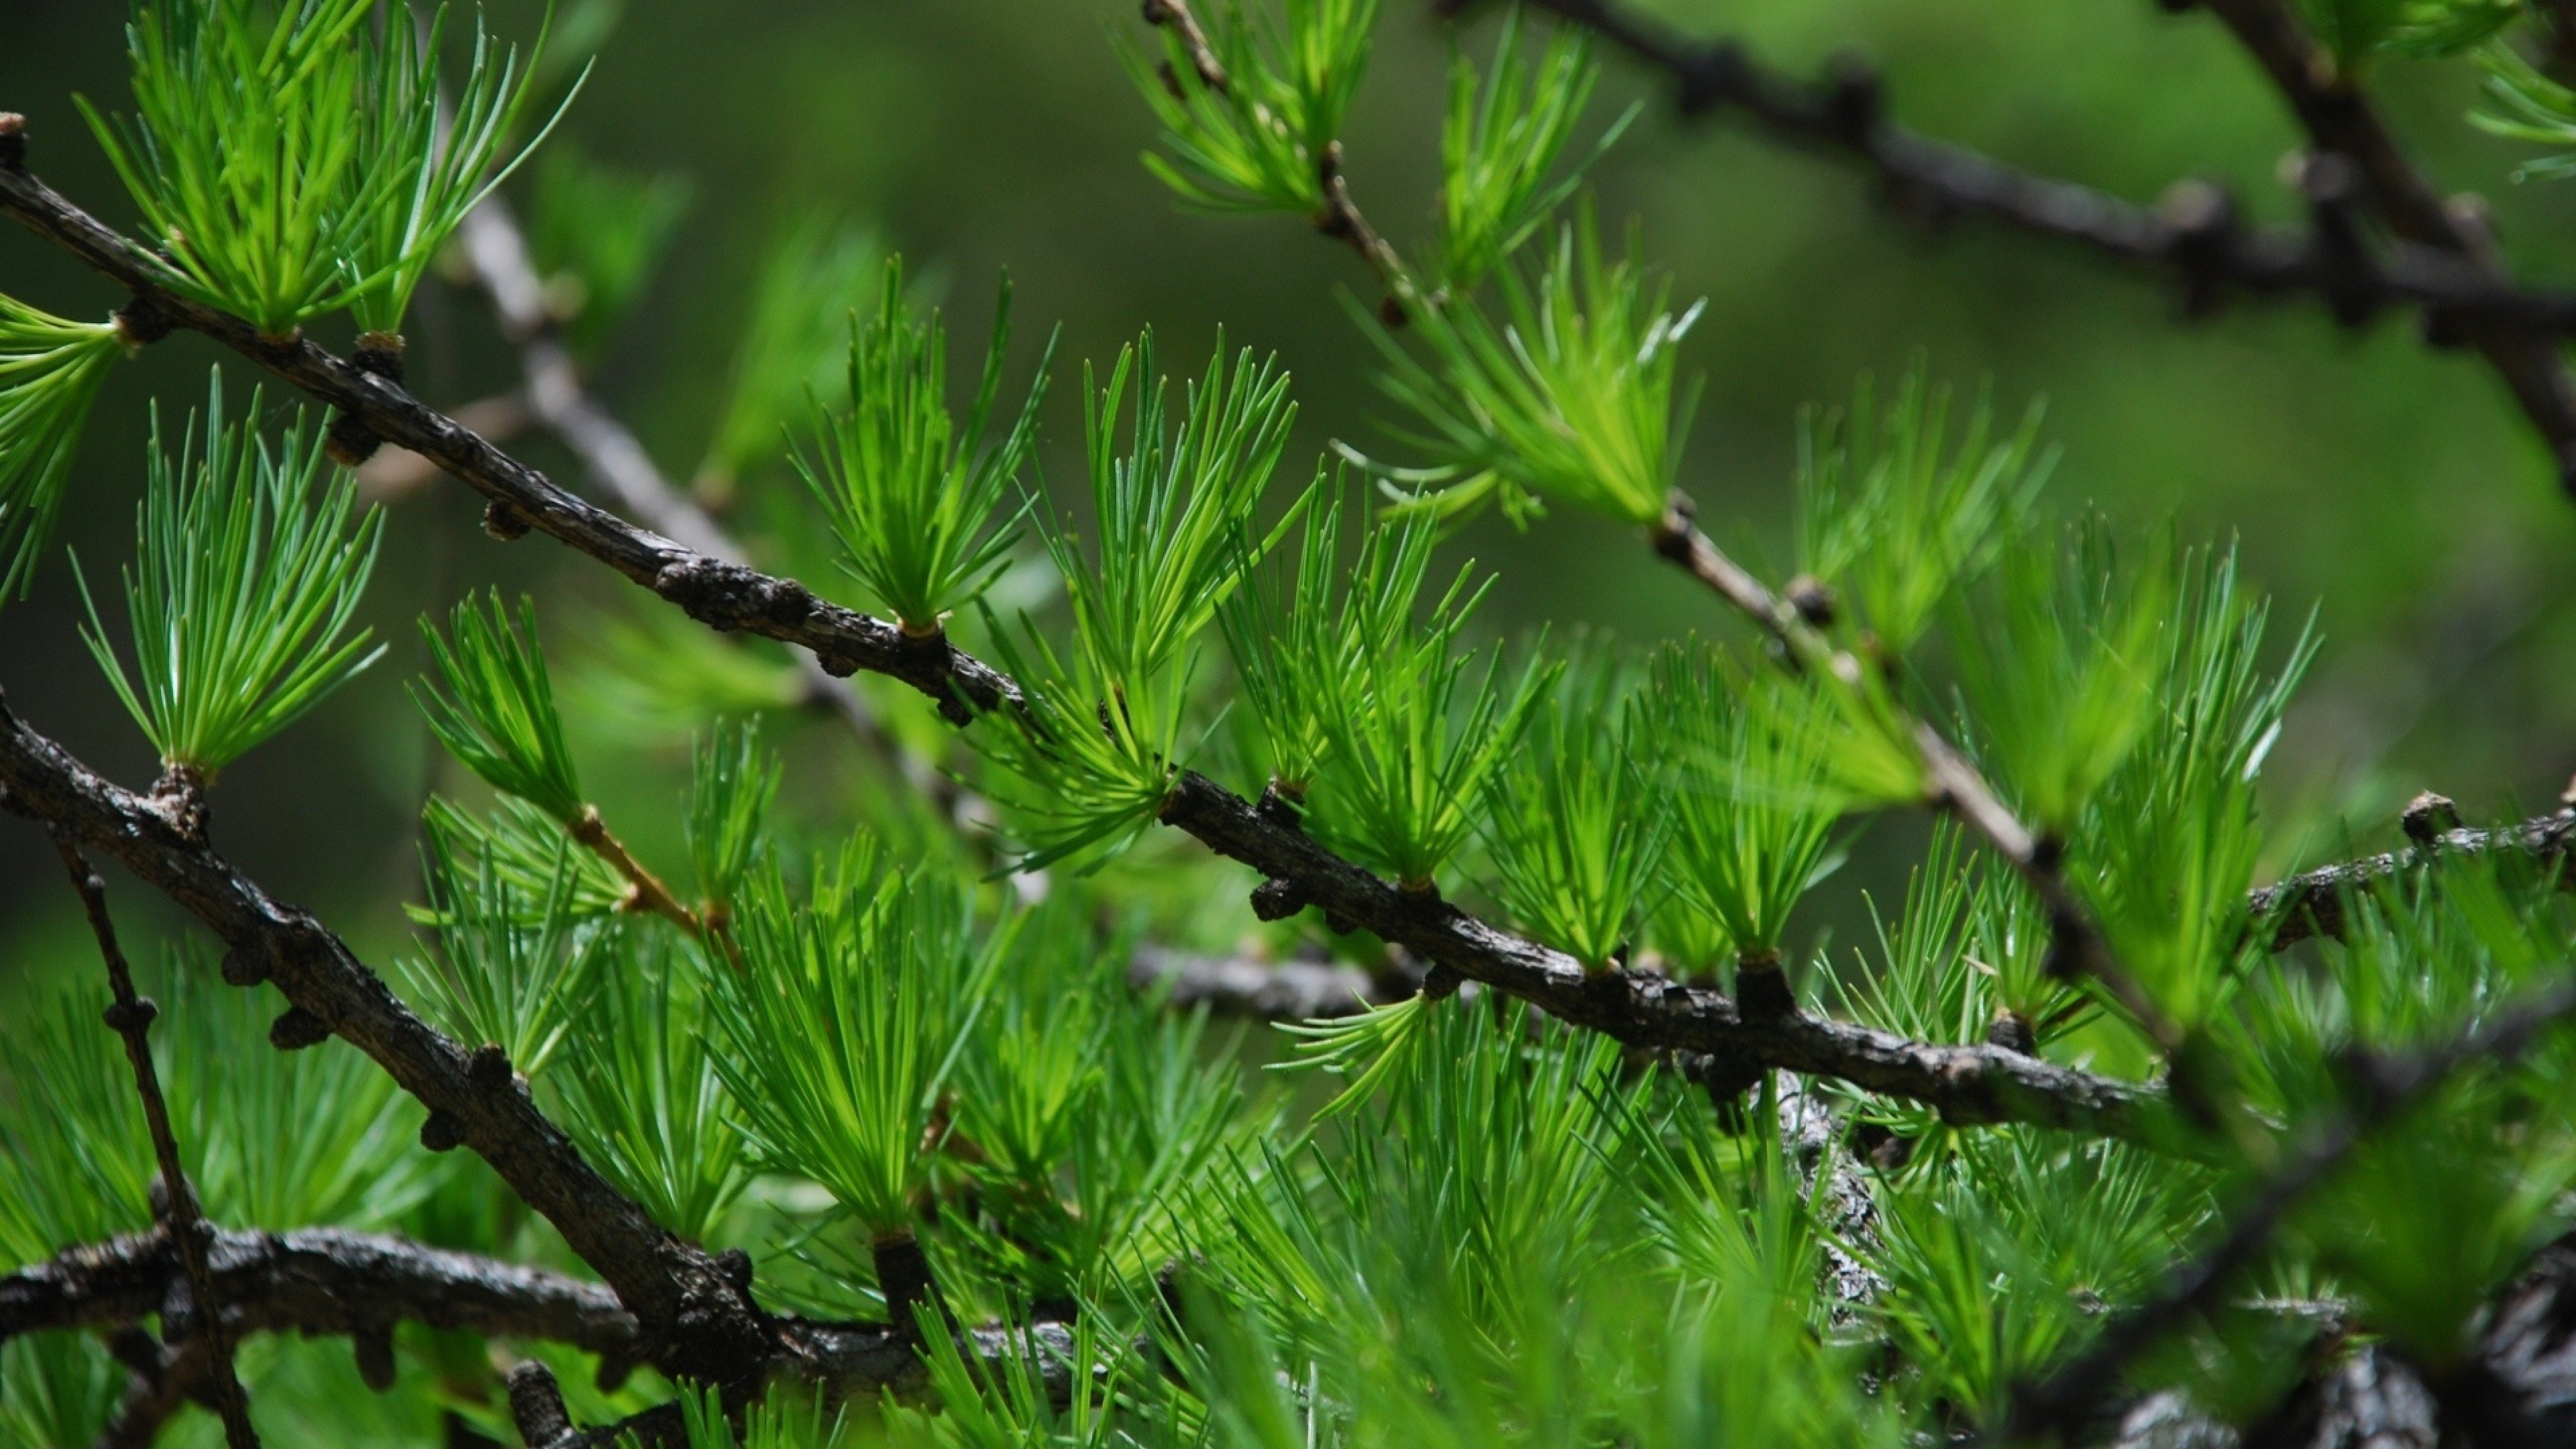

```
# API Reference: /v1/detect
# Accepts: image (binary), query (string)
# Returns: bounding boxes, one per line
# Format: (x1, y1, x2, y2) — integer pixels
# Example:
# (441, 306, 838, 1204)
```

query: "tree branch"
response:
(2246, 804, 2576, 951)
(0, 690, 777, 1389)
(2001, 973, 2576, 1444)
(1, 1225, 637, 1358)
(0, 141, 2169, 1143)
(1128, 945, 1414, 1020)
(1502, 0, 2576, 492)
(51, 836, 260, 1449)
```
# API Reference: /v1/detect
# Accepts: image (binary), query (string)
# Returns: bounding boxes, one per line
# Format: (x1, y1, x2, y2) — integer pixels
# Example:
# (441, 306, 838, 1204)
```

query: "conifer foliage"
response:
(8, 1, 2576, 1447)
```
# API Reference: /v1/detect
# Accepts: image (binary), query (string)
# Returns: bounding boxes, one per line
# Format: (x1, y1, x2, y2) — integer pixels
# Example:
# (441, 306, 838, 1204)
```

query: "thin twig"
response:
(1505, 0, 2576, 495)
(2000, 974, 2576, 1444)
(567, 805, 706, 934)
(0, 142, 2170, 1140)
(51, 834, 261, 1449)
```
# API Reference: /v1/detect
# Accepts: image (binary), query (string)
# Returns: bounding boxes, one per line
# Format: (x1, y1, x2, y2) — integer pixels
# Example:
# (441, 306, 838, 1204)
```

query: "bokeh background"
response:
(5, 0, 2575, 989)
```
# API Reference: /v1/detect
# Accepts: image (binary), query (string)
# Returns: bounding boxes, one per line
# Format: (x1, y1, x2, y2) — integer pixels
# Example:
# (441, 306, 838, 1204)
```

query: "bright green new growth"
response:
(686, 719, 779, 922)
(1128, 0, 1383, 215)
(794, 258, 1053, 637)
(398, 831, 604, 1079)
(343, 4, 571, 335)
(977, 334, 1297, 871)
(650, 1381, 859, 1449)
(1481, 655, 1669, 971)
(2074, 547, 2310, 1030)
(1947, 520, 2171, 833)
(1654, 649, 1846, 968)
(1795, 365, 2051, 653)
(704, 837, 988, 1237)
(77, 372, 384, 777)
(0, 297, 123, 602)
(1359, 215, 1704, 529)
(1436, 9, 1629, 291)
(1298, 517, 1554, 889)
(2474, 42, 2576, 178)
(83, 0, 564, 335)
(551, 934, 748, 1246)
(415, 591, 586, 824)
(1218, 483, 1348, 796)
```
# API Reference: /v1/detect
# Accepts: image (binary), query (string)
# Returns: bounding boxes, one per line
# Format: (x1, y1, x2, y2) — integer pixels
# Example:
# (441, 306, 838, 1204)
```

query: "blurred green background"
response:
(4, 0, 2574, 980)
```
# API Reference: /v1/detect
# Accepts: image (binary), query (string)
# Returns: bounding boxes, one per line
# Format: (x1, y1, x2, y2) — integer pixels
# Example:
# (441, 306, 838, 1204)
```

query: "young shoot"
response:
(82, 0, 380, 331)
(1218, 480, 1348, 799)
(549, 932, 748, 1246)
(415, 591, 587, 824)
(1357, 213, 1703, 529)
(686, 719, 780, 929)
(1794, 364, 2051, 654)
(975, 334, 1299, 871)
(1436, 9, 1630, 290)
(1301, 517, 1555, 890)
(1652, 648, 1847, 981)
(0, 295, 124, 602)
(1480, 653, 1669, 972)
(344, 3, 574, 337)
(793, 258, 1053, 638)
(1947, 519, 2171, 834)
(78, 372, 385, 780)
(398, 832, 606, 1079)
(1128, 0, 1385, 215)
(525, 145, 695, 360)
(704, 837, 989, 1244)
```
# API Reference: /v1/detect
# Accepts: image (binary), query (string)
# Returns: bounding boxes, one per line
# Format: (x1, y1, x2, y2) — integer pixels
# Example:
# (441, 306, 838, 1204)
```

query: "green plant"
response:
(0, 296, 125, 601)
(76, 372, 384, 778)
(794, 259, 1053, 637)
(18, 1, 2576, 1444)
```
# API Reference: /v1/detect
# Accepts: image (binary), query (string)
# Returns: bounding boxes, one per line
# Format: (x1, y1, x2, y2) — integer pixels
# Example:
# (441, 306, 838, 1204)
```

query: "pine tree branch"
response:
(1139, 0, 1411, 311)
(1489, 0, 2576, 493)
(0, 690, 779, 1390)
(0, 1225, 639, 1357)
(2000, 973, 2576, 1445)
(0, 143, 1022, 724)
(50, 836, 260, 1449)
(2192, 0, 2576, 488)
(1129, 944, 1415, 1019)
(1648, 497, 2186, 1050)
(0, 144, 2168, 1140)
(2246, 802, 2576, 951)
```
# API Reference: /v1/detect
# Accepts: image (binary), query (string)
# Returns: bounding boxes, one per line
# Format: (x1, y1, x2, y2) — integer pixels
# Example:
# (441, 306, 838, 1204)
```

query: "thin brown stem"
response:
(52, 834, 261, 1449)
(566, 805, 704, 934)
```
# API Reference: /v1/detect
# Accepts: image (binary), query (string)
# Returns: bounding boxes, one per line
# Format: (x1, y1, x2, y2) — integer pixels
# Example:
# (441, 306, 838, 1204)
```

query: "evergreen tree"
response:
(6, 1, 2576, 1446)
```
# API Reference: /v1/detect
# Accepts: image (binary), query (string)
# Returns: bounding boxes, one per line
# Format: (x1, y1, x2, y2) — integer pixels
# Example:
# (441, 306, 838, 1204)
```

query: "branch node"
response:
(1986, 1010, 2038, 1055)
(103, 997, 160, 1034)
(1421, 963, 1464, 1001)
(1782, 573, 1837, 627)
(113, 294, 175, 347)
(763, 578, 815, 626)
(1250, 876, 1309, 922)
(467, 1042, 515, 1091)
(268, 1006, 331, 1051)
(2401, 790, 2461, 847)
(219, 943, 271, 986)
(1674, 41, 1749, 117)
(1735, 956, 1796, 1018)
(1823, 52, 1884, 144)
(419, 1111, 466, 1153)
(505, 1361, 575, 1446)
(352, 1323, 397, 1393)
(0, 113, 23, 170)
(482, 500, 534, 541)
(716, 1246, 754, 1292)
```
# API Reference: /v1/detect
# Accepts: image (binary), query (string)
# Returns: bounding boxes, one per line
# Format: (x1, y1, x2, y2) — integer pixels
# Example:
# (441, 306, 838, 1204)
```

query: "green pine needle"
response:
(1481, 652, 1669, 972)
(793, 258, 1053, 636)
(704, 836, 991, 1237)
(1356, 211, 1703, 529)
(1126, 0, 1384, 215)
(0, 295, 124, 602)
(415, 590, 586, 824)
(1436, 8, 1632, 290)
(77, 371, 386, 777)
